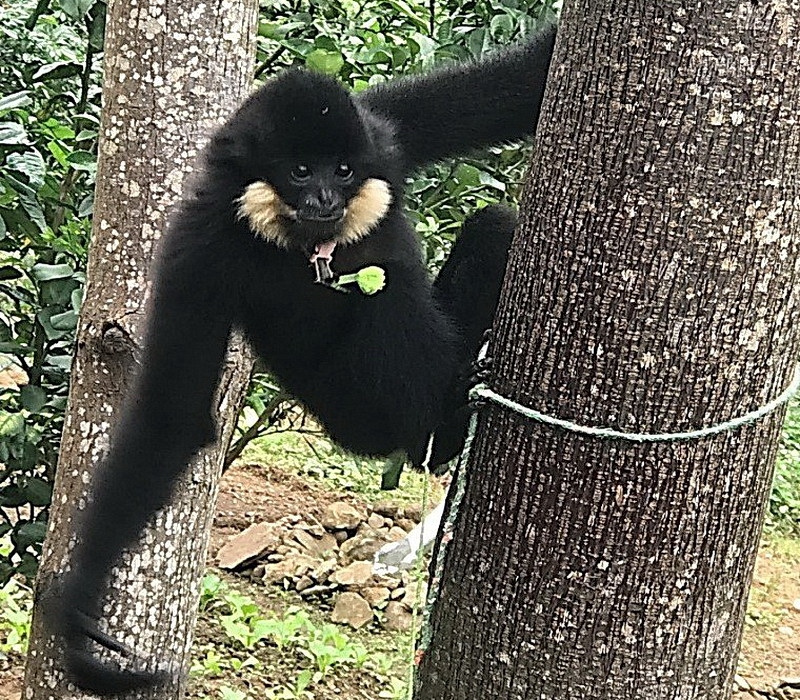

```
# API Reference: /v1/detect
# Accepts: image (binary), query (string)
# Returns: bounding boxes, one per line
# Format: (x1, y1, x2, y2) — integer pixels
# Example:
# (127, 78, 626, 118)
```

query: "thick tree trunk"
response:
(416, 3, 800, 699)
(23, 1, 257, 698)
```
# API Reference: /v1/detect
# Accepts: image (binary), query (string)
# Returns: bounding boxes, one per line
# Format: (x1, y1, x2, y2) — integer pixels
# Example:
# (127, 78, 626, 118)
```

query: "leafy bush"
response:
(0, 0, 102, 582)
(769, 400, 800, 534)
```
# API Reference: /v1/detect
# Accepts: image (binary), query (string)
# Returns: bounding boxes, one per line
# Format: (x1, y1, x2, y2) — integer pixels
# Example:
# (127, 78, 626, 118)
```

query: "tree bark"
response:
(23, 1, 258, 698)
(416, 3, 800, 699)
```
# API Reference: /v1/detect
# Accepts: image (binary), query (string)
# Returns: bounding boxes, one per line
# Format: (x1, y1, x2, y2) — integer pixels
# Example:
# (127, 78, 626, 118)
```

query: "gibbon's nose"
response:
(298, 189, 345, 222)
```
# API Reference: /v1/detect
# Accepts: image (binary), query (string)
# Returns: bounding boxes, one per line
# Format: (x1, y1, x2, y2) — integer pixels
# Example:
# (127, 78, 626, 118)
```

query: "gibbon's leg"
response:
(54, 215, 237, 694)
(427, 205, 517, 467)
(311, 258, 461, 466)
(435, 205, 516, 353)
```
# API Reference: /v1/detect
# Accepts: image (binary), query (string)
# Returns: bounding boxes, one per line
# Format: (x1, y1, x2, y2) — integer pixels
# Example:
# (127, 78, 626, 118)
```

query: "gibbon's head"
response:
(215, 70, 395, 253)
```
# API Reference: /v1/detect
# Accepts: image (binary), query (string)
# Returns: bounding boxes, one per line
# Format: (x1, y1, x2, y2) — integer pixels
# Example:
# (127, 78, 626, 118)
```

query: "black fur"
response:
(54, 25, 555, 693)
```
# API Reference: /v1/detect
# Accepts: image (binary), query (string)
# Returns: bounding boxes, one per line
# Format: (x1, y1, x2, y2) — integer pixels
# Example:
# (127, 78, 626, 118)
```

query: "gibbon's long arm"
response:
(359, 23, 556, 171)
(56, 207, 235, 693)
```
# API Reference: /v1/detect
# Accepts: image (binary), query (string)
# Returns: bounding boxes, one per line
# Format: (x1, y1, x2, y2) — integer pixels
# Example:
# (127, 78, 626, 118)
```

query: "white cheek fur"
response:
(237, 178, 392, 247)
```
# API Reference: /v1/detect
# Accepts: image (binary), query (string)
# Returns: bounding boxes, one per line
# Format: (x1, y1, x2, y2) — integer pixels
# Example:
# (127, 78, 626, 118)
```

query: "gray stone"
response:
(321, 502, 365, 530)
(331, 592, 373, 629)
(217, 522, 281, 569)
(361, 586, 391, 607)
(340, 534, 383, 562)
(383, 601, 412, 631)
(331, 561, 374, 587)
(373, 501, 400, 519)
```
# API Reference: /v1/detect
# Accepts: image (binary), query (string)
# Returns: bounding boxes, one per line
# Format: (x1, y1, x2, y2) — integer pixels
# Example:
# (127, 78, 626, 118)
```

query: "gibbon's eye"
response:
(335, 163, 353, 181)
(290, 164, 311, 183)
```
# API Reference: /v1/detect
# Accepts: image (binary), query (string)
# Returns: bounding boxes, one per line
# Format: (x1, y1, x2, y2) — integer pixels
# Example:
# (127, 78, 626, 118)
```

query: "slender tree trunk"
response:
(23, 1, 258, 697)
(416, 3, 800, 699)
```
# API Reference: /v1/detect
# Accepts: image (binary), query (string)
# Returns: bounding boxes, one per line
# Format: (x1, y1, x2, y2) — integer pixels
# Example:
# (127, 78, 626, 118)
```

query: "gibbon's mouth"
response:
(290, 213, 347, 252)
(237, 178, 393, 251)
(297, 211, 345, 224)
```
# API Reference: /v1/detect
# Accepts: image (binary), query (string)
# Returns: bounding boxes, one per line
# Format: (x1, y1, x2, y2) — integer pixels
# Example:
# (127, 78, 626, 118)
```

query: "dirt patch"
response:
(737, 537, 800, 695)
(2, 462, 798, 699)
(210, 462, 366, 558)
(0, 670, 22, 700)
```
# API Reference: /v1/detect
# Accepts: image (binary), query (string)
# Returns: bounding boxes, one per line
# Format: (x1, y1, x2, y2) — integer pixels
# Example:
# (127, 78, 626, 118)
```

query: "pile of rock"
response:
(216, 500, 429, 631)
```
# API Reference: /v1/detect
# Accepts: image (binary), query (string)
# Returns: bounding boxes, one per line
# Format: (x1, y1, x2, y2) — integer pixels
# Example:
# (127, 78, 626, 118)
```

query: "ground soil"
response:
(2, 462, 798, 699)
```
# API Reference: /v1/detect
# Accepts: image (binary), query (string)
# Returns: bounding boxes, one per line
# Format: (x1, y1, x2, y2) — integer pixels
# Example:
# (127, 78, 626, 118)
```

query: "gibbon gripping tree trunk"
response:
(23, 1, 258, 698)
(416, 3, 800, 700)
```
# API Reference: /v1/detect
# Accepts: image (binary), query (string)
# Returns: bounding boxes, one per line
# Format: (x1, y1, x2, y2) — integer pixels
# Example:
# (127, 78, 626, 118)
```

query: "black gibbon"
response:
(54, 26, 556, 693)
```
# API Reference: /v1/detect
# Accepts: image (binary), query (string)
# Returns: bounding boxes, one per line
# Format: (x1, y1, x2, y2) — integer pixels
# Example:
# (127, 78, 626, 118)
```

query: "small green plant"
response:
(265, 669, 313, 699)
(300, 623, 355, 676)
(378, 676, 409, 700)
(218, 591, 270, 650)
(217, 591, 315, 653)
(367, 651, 397, 678)
(218, 686, 249, 700)
(0, 574, 32, 654)
(198, 572, 226, 612)
(191, 646, 225, 677)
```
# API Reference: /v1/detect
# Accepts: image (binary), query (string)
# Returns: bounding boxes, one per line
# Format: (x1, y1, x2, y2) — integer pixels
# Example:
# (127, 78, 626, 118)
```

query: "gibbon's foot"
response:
(467, 354, 493, 387)
(60, 608, 169, 694)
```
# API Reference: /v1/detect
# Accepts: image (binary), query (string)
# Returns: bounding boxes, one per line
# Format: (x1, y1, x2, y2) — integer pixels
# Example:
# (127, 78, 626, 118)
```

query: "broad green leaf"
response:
(0, 342, 33, 353)
(20, 385, 46, 413)
(0, 266, 22, 281)
(77, 193, 94, 217)
(0, 91, 32, 112)
(0, 122, 30, 145)
(71, 287, 84, 313)
(490, 13, 515, 38)
(13, 521, 47, 549)
(18, 195, 46, 232)
(31, 263, 74, 281)
(453, 163, 482, 187)
(88, 2, 106, 51)
(383, 0, 428, 30)
(22, 477, 52, 507)
(15, 553, 39, 579)
(306, 49, 345, 76)
(59, 0, 95, 20)
(66, 150, 97, 173)
(47, 140, 69, 167)
(7, 150, 46, 188)
(478, 171, 507, 191)
(49, 310, 78, 331)
(31, 62, 83, 82)
(0, 412, 24, 438)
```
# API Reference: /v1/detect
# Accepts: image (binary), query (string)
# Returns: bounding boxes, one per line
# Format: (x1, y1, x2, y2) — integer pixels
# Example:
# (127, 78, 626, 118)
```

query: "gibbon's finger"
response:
(61, 610, 170, 693)
(468, 355, 494, 386)
(74, 611, 135, 657)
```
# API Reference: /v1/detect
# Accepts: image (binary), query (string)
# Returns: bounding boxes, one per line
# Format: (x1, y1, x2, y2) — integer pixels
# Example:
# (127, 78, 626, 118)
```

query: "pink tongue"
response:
(311, 240, 337, 263)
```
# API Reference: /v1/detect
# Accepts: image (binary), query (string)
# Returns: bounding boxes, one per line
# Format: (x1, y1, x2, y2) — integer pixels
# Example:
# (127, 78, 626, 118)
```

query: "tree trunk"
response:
(23, 1, 258, 698)
(416, 3, 800, 699)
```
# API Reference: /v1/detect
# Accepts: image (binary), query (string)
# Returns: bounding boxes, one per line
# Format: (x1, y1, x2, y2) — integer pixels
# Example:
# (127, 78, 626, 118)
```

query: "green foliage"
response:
(0, 0, 103, 583)
(193, 575, 404, 697)
(769, 400, 800, 534)
(0, 540, 33, 655)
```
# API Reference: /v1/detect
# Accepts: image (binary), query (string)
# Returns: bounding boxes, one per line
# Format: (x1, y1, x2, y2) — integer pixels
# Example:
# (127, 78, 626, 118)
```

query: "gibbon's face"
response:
(235, 71, 393, 254)
(237, 158, 392, 253)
